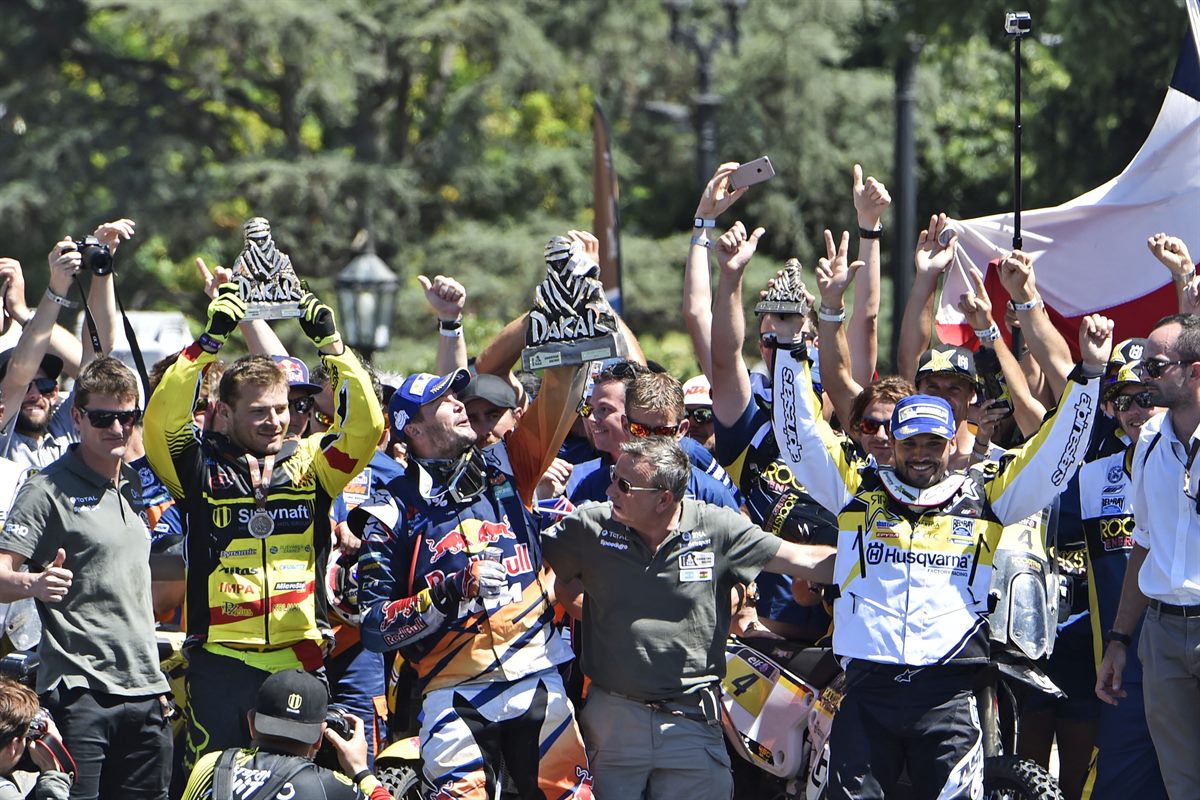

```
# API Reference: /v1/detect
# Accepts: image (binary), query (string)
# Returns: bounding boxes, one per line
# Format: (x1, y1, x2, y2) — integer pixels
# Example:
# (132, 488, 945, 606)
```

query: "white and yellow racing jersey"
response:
(771, 346, 1099, 667)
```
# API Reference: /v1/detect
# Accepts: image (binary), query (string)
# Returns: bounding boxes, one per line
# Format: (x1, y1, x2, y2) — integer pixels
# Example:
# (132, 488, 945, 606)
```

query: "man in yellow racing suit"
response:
(769, 315, 1112, 799)
(144, 284, 384, 770)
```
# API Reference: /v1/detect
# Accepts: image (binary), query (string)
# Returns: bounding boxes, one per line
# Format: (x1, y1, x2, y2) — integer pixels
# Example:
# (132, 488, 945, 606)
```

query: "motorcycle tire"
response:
(983, 756, 1063, 800)
(377, 764, 425, 800)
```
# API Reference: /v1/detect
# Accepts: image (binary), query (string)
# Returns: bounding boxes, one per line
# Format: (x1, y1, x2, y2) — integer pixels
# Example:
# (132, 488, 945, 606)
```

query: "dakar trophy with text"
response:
(230, 217, 305, 320)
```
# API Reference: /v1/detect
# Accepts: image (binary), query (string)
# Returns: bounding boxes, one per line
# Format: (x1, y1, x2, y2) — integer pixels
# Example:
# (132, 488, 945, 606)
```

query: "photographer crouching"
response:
(0, 678, 72, 800)
(180, 670, 391, 800)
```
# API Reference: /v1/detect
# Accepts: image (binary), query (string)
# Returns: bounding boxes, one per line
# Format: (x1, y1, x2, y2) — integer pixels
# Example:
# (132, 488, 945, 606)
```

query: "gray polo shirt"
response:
(0, 395, 77, 472)
(0, 445, 168, 696)
(543, 499, 781, 701)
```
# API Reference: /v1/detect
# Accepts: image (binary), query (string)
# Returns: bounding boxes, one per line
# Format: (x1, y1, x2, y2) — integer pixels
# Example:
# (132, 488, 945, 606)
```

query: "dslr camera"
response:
(324, 705, 353, 740)
(68, 236, 113, 276)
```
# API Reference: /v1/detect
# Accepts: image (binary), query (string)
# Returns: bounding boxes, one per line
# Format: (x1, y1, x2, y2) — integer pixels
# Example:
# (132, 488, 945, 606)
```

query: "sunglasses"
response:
(686, 407, 714, 425)
(1111, 390, 1155, 412)
(28, 377, 57, 395)
(626, 418, 681, 438)
(1137, 359, 1191, 379)
(81, 408, 142, 428)
(609, 465, 662, 494)
(597, 361, 648, 383)
(289, 395, 315, 415)
(857, 417, 891, 436)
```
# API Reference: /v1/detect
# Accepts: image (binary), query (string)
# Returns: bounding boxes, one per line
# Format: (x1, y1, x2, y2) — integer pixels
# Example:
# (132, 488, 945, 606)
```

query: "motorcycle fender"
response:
(376, 735, 422, 764)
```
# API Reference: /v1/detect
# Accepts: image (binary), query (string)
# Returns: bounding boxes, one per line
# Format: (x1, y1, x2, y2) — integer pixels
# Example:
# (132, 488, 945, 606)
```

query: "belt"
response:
(604, 686, 718, 724)
(1149, 599, 1200, 617)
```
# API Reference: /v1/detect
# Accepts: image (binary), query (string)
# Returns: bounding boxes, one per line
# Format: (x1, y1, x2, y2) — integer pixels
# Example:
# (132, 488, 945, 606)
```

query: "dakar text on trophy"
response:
(521, 236, 627, 371)
(231, 217, 305, 321)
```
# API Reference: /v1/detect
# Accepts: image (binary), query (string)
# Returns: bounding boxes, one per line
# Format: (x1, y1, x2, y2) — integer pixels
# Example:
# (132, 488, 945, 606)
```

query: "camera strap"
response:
(72, 273, 152, 402)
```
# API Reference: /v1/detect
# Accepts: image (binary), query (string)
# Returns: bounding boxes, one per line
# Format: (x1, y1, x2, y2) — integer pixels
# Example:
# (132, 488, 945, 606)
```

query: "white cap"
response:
(682, 375, 712, 407)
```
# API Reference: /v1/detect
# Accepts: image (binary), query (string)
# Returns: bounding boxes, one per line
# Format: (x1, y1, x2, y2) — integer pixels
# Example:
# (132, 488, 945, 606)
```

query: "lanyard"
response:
(245, 454, 276, 538)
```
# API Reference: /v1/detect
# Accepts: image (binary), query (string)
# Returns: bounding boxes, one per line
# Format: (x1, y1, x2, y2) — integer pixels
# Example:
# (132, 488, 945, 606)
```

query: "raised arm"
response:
(849, 165, 890, 386)
(814, 229, 866, 428)
(0, 241, 83, 411)
(956, 266, 1046, 437)
(418, 274, 468, 375)
(684, 162, 748, 380)
(711, 222, 765, 427)
(997, 250, 1075, 398)
(1147, 232, 1196, 314)
(771, 344, 859, 514)
(0, 260, 83, 377)
(194, 257, 285, 356)
(985, 315, 1112, 524)
(898, 214, 957, 380)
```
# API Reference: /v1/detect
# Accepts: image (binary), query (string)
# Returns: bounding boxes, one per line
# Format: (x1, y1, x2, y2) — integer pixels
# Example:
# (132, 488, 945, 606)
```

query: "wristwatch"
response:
(1104, 629, 1132, 647)
(694, 217, 716, 229)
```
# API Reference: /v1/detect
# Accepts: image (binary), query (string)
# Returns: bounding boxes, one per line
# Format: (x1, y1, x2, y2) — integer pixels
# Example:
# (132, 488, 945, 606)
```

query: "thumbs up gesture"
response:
(32, 549, 72, 603)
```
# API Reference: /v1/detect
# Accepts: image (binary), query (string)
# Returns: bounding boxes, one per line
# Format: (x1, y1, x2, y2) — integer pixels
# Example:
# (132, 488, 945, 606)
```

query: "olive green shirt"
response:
(0, 446, 168, 696)
(543, 499, 781, 700)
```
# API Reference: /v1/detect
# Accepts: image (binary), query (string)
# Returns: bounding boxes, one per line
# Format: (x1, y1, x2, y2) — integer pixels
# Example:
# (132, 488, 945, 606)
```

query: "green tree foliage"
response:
(0, 0, 1185, 376)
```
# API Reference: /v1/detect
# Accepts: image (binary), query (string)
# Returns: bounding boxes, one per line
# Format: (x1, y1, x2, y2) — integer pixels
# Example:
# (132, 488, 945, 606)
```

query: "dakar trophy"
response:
(231, 217, 305, 320)
(521, 235, 627, 371)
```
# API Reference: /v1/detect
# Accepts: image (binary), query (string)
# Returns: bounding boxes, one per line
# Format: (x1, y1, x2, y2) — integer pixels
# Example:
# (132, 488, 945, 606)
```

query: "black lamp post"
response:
(335, 231, 400, 360)
(663, 0, 748, 191)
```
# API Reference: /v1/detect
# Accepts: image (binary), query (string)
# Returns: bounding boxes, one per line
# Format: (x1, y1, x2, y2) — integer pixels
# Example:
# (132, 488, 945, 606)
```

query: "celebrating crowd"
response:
(0, 158, 1194, 800)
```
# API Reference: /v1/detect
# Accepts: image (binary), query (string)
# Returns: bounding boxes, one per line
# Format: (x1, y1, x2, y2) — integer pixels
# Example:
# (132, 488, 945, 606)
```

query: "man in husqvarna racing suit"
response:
(144, 285, 385, 770)
(352, 367, 593, 800)
(770, 316, 1111, 799)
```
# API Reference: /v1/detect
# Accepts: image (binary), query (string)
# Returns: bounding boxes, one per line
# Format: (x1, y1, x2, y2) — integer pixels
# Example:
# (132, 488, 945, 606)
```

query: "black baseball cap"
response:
(915, 346, 978, 386)
(0, 348, 63, 383)
(253, 669, 328, 743)
(460, 374, 518, 410)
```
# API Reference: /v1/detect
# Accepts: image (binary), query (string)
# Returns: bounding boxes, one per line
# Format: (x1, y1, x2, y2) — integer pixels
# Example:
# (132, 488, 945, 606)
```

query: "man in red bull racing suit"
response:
(144, 284, 384, 770)
(352, 367, 593, 800)
(769, 316, 1111, 799)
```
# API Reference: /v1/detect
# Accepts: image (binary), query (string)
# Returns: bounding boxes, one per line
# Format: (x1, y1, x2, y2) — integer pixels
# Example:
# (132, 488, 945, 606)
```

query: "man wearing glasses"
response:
(1097, 313, 1200, 799)
(542, 435, 835, 800)
(273, 355, 323, 440)
(0, 356, 172, 799)
(567, 370, 738, 509)
(143, 284, 384, 775)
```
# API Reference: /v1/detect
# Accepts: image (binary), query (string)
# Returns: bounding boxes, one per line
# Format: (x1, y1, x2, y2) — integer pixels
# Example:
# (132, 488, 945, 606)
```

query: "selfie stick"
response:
(1006, 12, 1032, 251)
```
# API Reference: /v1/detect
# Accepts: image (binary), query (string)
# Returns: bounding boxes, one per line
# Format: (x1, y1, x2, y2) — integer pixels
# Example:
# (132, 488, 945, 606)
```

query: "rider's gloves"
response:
(299, 292, 340, 349)
(200, 283, 247, 352)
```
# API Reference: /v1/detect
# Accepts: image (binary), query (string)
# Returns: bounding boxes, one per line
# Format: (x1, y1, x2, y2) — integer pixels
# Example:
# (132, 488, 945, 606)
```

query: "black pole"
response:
(1013, 34, 1023, 251)
(892, 38, 921, 369)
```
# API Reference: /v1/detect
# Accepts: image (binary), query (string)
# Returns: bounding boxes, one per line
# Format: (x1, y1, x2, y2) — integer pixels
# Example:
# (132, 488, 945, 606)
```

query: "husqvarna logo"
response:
(212, 507, 231, 528)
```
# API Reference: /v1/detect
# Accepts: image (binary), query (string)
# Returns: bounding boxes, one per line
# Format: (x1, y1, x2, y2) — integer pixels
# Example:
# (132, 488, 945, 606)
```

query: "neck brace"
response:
(878, 466, 965, 509)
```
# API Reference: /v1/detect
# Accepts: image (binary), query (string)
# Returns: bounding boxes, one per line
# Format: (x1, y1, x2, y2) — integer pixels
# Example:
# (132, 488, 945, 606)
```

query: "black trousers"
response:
(181, 648, 270, 772)
(826, 664, 983, 800)
(43, 685, 171, 800)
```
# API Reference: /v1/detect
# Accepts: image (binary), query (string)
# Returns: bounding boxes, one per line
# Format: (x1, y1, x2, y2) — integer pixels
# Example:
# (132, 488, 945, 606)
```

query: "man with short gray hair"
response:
(542, 435, 834, 800)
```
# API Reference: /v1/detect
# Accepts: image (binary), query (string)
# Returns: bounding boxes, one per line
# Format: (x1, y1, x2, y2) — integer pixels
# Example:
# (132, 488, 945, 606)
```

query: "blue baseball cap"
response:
(388, 369, 470, 438)
(891, 395, 956, 440)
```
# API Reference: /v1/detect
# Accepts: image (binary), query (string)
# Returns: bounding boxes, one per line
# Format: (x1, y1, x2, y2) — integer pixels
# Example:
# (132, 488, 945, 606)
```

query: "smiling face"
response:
(853, 399, 897, 466)
(1106, 384, 1162, 444)
(16, 369, 56, 436)
(587, 379, 629, 459)
(892, 432, 954, 489)
(222, 383, 289, 457)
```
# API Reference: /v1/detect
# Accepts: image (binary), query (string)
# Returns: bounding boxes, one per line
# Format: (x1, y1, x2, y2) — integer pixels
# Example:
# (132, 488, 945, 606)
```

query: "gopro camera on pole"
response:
(1005, 11, 1033, 251)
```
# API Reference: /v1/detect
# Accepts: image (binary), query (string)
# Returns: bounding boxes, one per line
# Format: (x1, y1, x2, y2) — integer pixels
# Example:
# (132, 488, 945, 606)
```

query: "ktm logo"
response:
(287, 693, 303, 711)
(212, 507, 232, 528)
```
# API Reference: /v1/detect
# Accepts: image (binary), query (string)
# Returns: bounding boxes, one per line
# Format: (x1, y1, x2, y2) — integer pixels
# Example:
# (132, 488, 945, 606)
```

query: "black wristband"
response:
(352, 769, 373, 784)
(859, 225, 883, 240)
(438, 317, 463, 331)
(1104, 629, 1132, 647)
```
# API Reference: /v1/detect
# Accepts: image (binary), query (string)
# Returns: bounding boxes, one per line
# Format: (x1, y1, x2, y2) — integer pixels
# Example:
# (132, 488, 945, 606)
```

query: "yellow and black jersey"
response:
(144, 343, 384, 669)
(771, 346, 1100, 668)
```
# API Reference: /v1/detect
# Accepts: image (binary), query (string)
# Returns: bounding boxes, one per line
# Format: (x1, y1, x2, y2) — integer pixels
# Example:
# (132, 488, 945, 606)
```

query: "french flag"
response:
(936, 0, 1200, 354)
